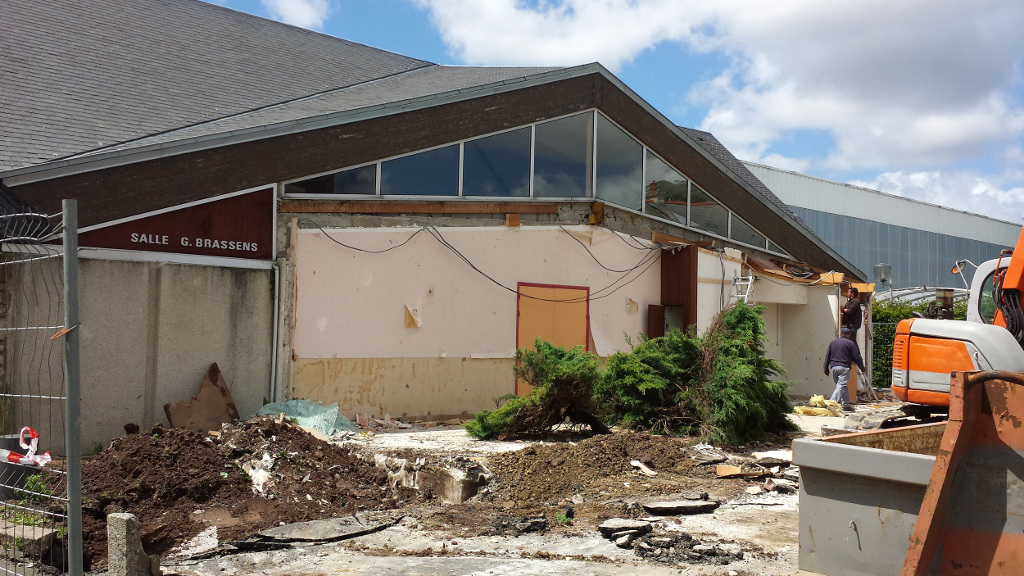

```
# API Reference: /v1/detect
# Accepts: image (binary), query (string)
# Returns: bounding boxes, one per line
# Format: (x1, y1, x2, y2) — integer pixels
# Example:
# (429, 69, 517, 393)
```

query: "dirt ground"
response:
(73, 417, 804, 573)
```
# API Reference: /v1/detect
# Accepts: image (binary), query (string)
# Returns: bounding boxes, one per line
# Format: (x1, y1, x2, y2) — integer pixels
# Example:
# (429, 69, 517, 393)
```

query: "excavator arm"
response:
(992, 226, 1024, 345)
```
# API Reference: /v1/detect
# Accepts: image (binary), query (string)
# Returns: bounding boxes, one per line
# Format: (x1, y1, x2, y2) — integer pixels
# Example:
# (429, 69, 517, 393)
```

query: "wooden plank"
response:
(651, 230, 715, 248)
(281, 199, 559, 215)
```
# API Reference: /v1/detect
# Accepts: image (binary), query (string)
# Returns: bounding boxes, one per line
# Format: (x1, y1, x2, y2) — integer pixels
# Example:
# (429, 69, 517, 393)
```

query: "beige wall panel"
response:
(292, 226, 660, 360)
(291, 357, 513, 419)
(780, 285, 842, 398)
(69, 259, 273, 449)
(754, 278, 808, 305)
(759, 303, 783, 362)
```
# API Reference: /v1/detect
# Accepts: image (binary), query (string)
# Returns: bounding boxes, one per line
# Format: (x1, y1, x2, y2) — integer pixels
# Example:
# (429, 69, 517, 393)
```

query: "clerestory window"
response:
(282, 110, 779, 253)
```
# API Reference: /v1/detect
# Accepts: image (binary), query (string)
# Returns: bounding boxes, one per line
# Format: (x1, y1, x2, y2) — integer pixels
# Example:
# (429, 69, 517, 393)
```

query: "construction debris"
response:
(163, 363, 240, 434)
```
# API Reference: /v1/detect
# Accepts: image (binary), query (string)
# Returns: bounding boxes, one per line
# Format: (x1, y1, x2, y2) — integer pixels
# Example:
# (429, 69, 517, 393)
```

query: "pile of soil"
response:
(80, 418, 417, 570)
(419, 431, 770, 537)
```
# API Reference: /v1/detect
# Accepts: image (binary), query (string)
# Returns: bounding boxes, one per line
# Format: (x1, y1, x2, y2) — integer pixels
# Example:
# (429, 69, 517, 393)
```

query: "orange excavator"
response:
(890, 226, 1024, 406)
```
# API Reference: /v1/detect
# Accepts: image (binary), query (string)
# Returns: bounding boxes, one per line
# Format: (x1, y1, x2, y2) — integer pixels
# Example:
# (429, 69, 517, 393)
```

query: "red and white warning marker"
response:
(1, 426, 51, 467)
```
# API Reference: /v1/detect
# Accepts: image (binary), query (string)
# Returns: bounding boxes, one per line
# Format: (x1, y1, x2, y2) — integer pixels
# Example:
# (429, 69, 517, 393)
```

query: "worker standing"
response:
(824, 327, 865, 412)
(842, 287, 862, 343)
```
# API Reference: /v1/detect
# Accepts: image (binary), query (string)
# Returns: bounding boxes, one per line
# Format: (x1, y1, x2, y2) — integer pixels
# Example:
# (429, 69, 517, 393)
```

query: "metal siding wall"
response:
(744, 163, 1020, 246)
(789, 206, 1011, 288)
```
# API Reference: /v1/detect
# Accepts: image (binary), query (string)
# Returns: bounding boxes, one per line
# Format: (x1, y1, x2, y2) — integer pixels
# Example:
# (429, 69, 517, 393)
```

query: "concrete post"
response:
(107, 513, 160, 576)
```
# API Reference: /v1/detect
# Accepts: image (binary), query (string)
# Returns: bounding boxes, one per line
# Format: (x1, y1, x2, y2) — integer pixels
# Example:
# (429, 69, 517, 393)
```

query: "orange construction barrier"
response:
(902, 370, 1024, 575)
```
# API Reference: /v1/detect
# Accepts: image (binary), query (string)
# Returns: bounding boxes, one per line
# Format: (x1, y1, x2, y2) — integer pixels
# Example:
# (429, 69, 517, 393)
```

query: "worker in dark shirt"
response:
(823, 327, 866, 412)
(842, 287, 863, 342)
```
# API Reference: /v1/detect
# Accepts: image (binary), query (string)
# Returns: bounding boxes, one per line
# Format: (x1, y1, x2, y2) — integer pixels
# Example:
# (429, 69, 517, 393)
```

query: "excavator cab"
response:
(892, 226, 1024, 408)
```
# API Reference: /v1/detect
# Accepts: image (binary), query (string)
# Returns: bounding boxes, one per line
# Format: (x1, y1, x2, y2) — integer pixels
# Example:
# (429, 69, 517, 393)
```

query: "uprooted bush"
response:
(464, 340, 610, 440)
(470, 302, 796, 445)
(597, 302, 796, 444)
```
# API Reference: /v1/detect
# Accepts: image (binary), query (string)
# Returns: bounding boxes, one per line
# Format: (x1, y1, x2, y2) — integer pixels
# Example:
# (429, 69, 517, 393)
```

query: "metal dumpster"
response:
(793, 421, 945, 576)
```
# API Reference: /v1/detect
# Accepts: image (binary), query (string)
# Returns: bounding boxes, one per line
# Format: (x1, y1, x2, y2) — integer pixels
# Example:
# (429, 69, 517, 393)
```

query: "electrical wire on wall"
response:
(716, 248, 727, 311)
(302, 219, 667, 304)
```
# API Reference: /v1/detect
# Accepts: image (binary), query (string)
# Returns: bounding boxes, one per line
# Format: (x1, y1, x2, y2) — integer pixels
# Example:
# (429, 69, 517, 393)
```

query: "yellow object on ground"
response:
(794, 406, 838, 417)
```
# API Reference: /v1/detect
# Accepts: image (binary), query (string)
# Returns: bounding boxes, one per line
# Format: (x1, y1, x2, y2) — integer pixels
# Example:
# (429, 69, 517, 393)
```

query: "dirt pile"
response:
(81, 418, 417, 569)
(480, 431, 736, 506)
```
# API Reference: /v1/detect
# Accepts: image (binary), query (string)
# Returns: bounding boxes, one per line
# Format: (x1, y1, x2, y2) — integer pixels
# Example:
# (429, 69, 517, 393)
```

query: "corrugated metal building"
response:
(743, 162, 1021, 289)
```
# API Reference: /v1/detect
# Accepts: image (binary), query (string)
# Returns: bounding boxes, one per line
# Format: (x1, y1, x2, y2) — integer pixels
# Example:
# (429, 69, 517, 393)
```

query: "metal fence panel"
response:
(0, 193, 80, 575)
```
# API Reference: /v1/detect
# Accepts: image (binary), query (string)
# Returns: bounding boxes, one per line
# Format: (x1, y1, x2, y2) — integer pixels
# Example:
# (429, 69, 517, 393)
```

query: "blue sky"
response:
(213, 0, 1024, 224)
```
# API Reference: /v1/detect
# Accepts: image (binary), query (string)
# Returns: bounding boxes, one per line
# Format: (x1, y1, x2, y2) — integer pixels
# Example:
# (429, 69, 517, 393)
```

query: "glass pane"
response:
(595, 115, 643, 209)
(463, 127, 531, 197)
(643, 150, 688, 225)
(534, 113, 592, 198)
(731, 215, 766, 247)
(690, 185, 728, 236)
(381, 145, 459, 196)
(768, 240, 784, 254)
(979, 272, 997, 324)
(284, 164, 376, 195)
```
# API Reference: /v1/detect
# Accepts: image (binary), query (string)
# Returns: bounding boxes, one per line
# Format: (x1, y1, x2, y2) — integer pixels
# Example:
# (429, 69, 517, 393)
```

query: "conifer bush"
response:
(597, 302, 795, 444)
(464, 340, 609, 440)
(467, 302, 795, 445)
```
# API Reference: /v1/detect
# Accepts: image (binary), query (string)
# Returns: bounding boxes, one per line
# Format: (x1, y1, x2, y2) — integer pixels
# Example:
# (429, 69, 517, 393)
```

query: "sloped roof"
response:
(82, 65, 561, 157)
(679, 127, 864, 279)
(0, 0, 432, 172)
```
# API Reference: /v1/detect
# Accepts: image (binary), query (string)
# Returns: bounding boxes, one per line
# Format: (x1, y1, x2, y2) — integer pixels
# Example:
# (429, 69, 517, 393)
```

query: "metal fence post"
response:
(62, 200, 82, 576)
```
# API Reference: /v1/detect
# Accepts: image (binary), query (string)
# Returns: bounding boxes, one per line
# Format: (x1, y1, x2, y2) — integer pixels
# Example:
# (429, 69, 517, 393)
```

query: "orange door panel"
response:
(515, 284, 589, 396)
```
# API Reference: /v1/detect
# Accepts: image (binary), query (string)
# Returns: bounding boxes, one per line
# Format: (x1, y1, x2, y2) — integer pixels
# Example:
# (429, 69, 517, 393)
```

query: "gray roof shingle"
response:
(84, 65, 561, 157)
(1, 0, 433, 172)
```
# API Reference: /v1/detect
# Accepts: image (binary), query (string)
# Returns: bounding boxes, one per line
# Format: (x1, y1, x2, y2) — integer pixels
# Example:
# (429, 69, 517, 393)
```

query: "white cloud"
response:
(415, 0, 1024, 215)
(261, 0, 329, 29)
(849, 171, 1024, 223)
(413, 0, 709, 71)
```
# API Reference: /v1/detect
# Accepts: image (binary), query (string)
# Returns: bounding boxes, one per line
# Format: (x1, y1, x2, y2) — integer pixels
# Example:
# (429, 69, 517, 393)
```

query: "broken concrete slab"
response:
(108, 513, 161, 576)
(257, 512, 403, 542)
(597, 518, 652, 538)
(163, 363, 240, 434)
(641, 500, 720, 515)
(373, 454, 490, 504)
(0, 524, 56, 560)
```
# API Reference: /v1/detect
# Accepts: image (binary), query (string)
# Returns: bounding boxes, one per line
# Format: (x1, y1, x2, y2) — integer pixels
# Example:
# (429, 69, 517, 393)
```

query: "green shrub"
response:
(597, 302, 795, 444)
(465, 340, 607, 440)
(14, 473, 52, 504)
(470, 303, 795, 445)
(870, 298, 967, 389)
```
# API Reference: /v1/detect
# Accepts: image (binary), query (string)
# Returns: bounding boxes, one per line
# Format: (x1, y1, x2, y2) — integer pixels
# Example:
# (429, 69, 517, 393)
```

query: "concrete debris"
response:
(629, 531, 745, 565)
(751, 456, 790, 468)
(0, 524, 56, 561)
(492, 516, 548, 536)
(597, 518, 653, 538)
(241, 452, 274, 495)
(764, 478, 797, 493)
(642, 500, 720, 515)
(372, 453, 490, 503)
(690, 443, 729, 465)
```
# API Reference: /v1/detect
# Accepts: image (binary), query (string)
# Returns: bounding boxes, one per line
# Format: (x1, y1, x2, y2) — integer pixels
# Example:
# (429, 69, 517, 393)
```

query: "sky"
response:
(213, 0, 1024, 224)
